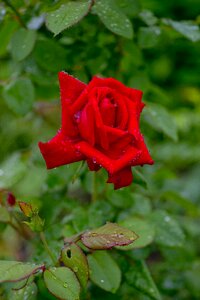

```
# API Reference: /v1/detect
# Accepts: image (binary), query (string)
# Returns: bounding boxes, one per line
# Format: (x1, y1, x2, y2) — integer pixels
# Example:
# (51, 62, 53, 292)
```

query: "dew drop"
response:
(63, 282, 68, 288)
(100, 279, 104, 283)
(74, 111, 81, 123)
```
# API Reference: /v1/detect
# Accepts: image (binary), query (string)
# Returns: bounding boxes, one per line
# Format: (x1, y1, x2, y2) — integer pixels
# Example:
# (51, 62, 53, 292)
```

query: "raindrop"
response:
(100, 279, 104, 283)
(63, 283, 68, 288)
(74, 111, 81, 123)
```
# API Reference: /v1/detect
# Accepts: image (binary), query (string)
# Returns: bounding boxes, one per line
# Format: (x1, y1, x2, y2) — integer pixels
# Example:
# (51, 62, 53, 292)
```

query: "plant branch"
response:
(40, 232, 57, 265)
(3, 0, 26, 28)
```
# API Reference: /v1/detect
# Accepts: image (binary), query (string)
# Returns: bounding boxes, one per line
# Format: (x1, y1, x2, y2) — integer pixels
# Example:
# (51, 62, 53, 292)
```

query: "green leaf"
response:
(114, 0, 141, 17)
(117, 217, 155, 250)
(162, 18, 200, 42)
(143, 102, 178, 141)
(44, 267, 80, 300)
(0, 153, 27, 189)
(88, 251, 121, 293)
(92, 0, 133, 39)
(149, 210, 185, 247)
(8, 282, 37, 300)
(126, 260, 161, 300)
(2, 78, 35, 115)
(138, 26, 161, 48)
(139, 10, 158, 26)
(33, 39, 66, 72)
(10, 28, 37, 61)
(0, 20, 19, 56)
(81, 222, 138, 250)
(60, 243, 89, 289)
(46, 1, 92, 36)
(0, 261, 44, 283)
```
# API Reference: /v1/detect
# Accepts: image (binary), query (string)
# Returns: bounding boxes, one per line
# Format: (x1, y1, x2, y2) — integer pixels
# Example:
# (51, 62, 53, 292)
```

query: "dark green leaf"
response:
(149, 210, 185, 247)
(2, 78, 35, 115)
(88, 251, 121, 293)
(46, 1, 92, 36)
(0, 20, 19, 56)
(44, 267, 80, 300)
(33, 39, 66, 72)
(93, 0, 133, 39)
(126, 260, 161, 300)
(114, 0, 141, 16)
(138, 26, 161, 48)
(10, 28, 37, 61)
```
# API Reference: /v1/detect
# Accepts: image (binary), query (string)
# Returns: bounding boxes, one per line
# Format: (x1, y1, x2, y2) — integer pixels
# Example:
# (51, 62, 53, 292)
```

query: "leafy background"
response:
(0, 0, 200, 299)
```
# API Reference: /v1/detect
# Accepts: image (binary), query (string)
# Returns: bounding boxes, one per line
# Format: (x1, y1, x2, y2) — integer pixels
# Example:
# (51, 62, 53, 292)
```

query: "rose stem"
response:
(40, 232, 57, 265)
(92, 172, 97, 202)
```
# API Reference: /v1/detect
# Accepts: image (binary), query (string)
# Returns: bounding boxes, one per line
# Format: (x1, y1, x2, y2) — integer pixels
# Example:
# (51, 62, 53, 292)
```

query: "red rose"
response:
(39, 72, 153, 189)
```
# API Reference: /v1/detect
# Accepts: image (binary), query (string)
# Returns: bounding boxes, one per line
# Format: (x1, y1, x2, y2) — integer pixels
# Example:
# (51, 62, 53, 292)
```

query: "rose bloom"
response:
(39, 72, 153, 189)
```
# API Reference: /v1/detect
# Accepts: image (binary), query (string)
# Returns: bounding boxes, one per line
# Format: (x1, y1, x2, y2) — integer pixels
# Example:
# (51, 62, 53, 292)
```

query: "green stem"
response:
(92, 172, 97, 202)
(40, 232, 57, 265)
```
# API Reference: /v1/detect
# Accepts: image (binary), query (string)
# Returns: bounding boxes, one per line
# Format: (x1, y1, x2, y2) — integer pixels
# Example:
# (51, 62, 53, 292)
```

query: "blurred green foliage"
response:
(0, 0, 200, 299)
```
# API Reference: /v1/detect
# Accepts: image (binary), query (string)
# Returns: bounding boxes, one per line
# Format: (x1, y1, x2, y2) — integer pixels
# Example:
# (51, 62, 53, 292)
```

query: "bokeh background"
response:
(0, 0, 200, 299)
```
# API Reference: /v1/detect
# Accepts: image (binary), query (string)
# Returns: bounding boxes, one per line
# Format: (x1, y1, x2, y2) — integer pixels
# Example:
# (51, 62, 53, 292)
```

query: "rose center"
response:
(99, 97, 117, 127)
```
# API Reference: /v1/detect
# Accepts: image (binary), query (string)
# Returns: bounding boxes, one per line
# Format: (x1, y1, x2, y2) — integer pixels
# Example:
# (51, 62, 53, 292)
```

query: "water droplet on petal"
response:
(74, 111, 81, 123)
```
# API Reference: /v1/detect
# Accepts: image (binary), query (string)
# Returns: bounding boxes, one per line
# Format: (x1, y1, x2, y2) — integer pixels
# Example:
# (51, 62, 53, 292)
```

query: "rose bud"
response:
(39, 72, 153, 189)
(7, 192, 16, 206)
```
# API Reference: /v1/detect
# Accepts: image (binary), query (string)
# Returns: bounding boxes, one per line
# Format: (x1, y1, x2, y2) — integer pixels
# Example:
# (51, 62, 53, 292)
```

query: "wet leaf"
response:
(162, 18, 200, 42)
(149, 210, 185, 247)
(117, 217, 155, 249)
(60, 243, 89, 289)
(8, 282, 37, 300)
(126, 260, 161, 300)
(93, 0, 133, 39)
(81, 222, 138, 250)
(88, 251, 121, 293)
(0, 261, 44, 283)
(44, 267, 80, 300)
(46, 1, 92, 36)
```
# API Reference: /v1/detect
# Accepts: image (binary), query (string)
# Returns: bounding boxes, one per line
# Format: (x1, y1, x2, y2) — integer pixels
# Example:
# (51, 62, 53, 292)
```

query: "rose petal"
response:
(78, 103, 95, 146)
(58, 72, 86, 103)
(38, 132, 85, 169)
(87, 76, 143, 105)
(76, 141, 141, 174)
(107, 167, 133, 189)
(99, 97, 116, 127)
(132, 135, 154, 166)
